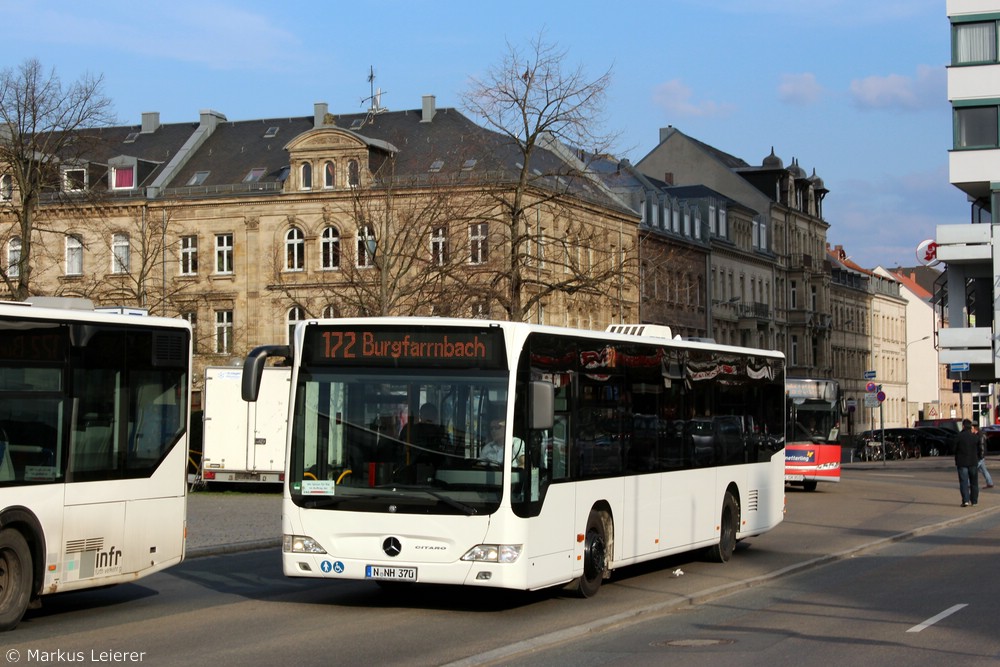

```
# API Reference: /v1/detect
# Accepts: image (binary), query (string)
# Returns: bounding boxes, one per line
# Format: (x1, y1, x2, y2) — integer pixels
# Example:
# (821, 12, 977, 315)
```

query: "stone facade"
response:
(0, 100, 640, 408)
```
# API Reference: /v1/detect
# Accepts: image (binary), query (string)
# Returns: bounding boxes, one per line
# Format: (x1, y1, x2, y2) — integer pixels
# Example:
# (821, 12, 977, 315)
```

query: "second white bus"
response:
(0, 299, 191, 631)
(243, 318, 785, 596)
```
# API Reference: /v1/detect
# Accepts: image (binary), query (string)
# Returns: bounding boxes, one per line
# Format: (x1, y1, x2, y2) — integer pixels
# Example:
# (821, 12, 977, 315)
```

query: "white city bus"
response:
(243, 318, 785, 596)
(0, 299, 191, 631)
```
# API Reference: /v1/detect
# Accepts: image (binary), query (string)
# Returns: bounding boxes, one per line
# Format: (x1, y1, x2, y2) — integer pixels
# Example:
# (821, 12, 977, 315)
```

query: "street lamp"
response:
(365, 235, 388, 316)
(906, 334, 932, 349)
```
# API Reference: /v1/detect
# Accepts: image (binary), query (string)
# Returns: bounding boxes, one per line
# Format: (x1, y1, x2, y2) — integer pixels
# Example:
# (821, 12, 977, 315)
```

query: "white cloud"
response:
(824, 164, 963, 269)
(652, 79, 736, 118)
(778, 73, 823, 106)
(849, 65, 945, 111)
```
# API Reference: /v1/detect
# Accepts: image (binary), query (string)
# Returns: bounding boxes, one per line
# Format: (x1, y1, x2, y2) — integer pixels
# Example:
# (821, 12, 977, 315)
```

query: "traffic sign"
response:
(863, 370, 876, 380)
(865, 382, 876, 393)
(950, 362, 970, 373)
(876, 391, 886, 403)
(863, 394, 879, 408)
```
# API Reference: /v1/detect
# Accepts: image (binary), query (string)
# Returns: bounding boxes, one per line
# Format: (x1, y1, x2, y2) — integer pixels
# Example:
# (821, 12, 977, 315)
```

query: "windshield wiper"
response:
(381, 484, 478, 516)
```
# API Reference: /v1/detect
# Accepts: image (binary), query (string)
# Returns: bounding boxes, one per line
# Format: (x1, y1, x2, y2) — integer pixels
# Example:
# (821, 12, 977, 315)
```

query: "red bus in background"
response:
(785, 378, 841, 491)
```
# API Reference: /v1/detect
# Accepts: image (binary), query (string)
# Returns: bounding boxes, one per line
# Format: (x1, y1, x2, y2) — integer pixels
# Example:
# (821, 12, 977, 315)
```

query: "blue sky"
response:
(3, 0, 957, 269)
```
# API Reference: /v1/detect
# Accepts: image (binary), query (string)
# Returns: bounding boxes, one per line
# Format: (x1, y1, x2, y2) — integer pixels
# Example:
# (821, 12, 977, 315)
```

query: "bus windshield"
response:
(288, 366, 511, 516)
(788, 402, 839, 444)
(786, 378, 840, 445)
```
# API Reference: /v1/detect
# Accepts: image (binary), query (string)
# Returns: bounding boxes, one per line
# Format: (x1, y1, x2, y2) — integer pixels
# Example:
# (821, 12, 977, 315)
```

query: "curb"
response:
(186, 538, 282, 560)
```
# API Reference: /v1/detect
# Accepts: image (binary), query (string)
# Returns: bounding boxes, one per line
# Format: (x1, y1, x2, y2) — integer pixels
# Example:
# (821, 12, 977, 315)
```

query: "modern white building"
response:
(939, 0, 1000, 422)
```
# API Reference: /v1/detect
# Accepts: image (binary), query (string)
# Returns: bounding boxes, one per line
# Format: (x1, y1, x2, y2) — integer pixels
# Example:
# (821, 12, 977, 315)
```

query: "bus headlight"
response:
(461, 544, 522, 563)
(283, 534, 327, 554)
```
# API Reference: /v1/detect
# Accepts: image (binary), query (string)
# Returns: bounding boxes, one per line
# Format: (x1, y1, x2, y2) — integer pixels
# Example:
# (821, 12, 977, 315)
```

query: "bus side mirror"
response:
(529, 381, 554, 431)
(242, 345, 290, 402)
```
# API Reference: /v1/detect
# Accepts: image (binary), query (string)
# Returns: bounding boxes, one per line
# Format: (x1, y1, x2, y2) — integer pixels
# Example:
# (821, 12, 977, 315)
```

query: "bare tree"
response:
(462, 33, 631, 322)
(0, 58, 115, 299)
(61, 206, 193, 315)
(268, 156, 482, 318)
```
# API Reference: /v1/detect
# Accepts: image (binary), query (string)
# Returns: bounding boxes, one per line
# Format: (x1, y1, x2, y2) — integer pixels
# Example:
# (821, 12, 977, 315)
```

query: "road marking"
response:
(906, 604, 968, 633)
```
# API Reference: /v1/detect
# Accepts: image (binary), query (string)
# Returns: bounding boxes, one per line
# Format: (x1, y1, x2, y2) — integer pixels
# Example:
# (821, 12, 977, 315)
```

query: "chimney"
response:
(663, 172, 674, 185)
(314, 102, 329, 128)
(421, 95, 436, 123)
(659, 125, 674, 144)
(199, 109, 226, 131)
(140, 112, 160, 134)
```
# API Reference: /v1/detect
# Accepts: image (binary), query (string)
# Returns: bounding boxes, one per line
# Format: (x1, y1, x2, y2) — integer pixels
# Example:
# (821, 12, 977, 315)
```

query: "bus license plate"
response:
(365, 565, 417, 581)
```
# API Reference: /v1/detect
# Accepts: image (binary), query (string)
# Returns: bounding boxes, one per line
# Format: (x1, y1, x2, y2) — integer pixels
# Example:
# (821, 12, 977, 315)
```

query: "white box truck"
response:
(201, 366, 290, 484)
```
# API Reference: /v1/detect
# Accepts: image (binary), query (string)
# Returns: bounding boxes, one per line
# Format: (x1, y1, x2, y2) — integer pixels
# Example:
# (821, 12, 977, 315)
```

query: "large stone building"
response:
(827, 245, 873, 435)
(589, 156, 712, 338)
(0, 97, 640, 407)
(636, 128, 831, 380)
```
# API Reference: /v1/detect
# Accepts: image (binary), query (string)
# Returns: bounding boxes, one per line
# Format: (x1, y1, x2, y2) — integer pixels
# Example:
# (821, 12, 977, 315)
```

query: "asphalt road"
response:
(5, 457, 999, 666)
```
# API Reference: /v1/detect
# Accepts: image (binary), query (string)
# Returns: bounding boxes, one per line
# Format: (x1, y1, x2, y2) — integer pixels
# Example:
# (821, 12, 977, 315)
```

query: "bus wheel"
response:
(802, 480, 818, 492)
(0, 528, 32, 632)
(706, 493, 738, 563)
(576, 511, 608, 598)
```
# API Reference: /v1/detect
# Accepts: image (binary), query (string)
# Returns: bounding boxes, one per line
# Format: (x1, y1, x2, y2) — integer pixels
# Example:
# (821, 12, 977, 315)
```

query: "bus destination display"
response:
(0, 327, 65, 363)
(306, 326, 506, 369)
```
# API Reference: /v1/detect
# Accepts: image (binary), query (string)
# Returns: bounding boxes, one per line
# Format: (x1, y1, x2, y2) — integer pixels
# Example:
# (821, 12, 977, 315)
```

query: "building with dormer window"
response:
(0, 96, 640, 407)
(636, 128, 830, 381)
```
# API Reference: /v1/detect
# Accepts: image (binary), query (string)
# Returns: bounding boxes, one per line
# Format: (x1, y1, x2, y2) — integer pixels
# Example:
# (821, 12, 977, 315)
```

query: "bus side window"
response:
(73, 413, 114, 473)
(129, 380, 181, 464)
(549, 414, 569, 480)
(0, 424, 12, 482)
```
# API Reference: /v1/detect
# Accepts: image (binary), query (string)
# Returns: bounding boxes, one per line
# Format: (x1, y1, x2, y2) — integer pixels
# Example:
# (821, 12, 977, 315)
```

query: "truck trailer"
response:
(201, 366, 289, 485)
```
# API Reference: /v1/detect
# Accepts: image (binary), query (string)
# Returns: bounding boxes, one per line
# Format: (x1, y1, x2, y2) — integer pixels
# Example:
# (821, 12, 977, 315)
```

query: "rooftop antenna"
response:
(361, 66, 387, 116)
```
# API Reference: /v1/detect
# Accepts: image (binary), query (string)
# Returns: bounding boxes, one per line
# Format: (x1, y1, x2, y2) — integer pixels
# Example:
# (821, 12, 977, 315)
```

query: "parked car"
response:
(914, 418, 963, 434)
(856, 428, 950, 458)
(885, 427, 951, 457)
(980, 425, 1000, 453)
(914, 425, 958, 456)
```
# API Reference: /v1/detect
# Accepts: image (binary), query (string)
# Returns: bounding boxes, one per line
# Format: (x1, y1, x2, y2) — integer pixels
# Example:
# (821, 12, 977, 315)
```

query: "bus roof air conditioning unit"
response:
(605, 324, 673, 340)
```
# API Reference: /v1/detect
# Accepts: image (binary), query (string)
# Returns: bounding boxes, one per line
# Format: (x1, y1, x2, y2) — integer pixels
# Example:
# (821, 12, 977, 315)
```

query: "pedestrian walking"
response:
(972, 423, 994, 488)
(955, 419, 984, 507)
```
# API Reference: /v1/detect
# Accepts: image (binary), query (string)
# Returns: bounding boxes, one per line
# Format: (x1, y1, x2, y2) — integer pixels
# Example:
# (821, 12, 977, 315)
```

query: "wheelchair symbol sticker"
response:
(321, 560, 345, 574)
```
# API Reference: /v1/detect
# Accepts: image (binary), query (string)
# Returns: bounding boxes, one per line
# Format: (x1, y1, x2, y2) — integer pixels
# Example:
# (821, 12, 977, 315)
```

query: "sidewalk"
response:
(185, 490, 282, 558)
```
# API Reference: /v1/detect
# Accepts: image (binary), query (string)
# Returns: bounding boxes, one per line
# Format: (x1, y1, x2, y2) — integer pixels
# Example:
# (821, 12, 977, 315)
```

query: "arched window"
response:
(7, 237, 20, 278)
(287, 306, 305, 343)
(300, 162, 312, 190)
(322, 304, 339, 318)
(112, 232, 130, 274)
(321, 226, 340, 270)
(324, 161, 336, 189)
(0, 174, 11, 201)
(348, 160, 360, 188)
(285, 227, 305, 271)
(356, 225, 375, 268)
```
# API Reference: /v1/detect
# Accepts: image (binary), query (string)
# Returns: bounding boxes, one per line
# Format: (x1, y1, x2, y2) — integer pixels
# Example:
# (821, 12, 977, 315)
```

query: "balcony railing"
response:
(735, 301, 770, 320)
